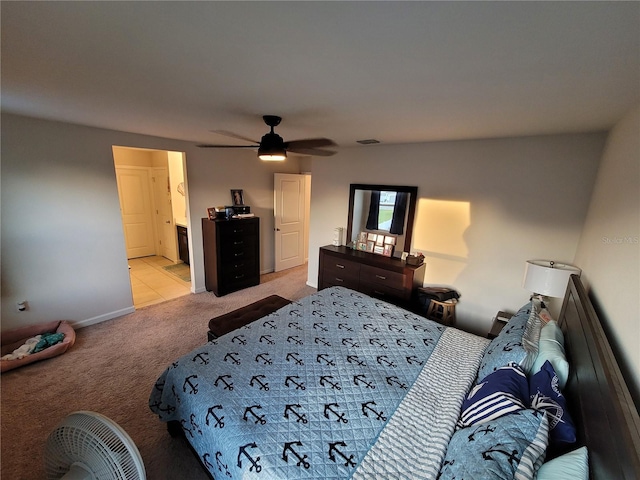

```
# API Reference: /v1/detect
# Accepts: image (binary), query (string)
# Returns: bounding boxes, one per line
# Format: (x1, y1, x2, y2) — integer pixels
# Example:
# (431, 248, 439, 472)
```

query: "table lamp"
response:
(522, 260, 581, 304)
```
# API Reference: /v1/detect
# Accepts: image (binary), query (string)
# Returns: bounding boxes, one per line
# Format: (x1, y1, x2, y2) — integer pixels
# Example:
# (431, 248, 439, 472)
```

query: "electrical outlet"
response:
(17, 301, 28, 312)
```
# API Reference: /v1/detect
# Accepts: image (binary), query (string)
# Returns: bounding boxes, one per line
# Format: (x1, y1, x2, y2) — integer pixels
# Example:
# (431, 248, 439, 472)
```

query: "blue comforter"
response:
(149, 286, 448, 479)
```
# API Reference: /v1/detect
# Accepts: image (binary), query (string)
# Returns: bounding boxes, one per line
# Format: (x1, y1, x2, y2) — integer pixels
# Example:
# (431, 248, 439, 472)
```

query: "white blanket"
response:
(351, 328, 489, 480)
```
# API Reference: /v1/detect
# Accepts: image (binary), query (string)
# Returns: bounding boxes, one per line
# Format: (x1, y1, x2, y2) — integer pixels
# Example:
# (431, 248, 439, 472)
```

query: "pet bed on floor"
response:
(1, 320, 75, 373)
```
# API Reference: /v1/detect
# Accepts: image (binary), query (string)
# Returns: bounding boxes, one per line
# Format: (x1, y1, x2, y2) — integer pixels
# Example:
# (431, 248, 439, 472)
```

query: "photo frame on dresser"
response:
(231, 189, 244, 206)
(357, 232, 396, 257)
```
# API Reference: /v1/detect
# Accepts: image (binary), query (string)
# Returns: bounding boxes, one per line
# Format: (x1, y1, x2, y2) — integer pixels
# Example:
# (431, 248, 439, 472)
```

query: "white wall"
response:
(308, 133, 605, 335)
(1, 113, 301, 331)
(573, 104, 640, 400)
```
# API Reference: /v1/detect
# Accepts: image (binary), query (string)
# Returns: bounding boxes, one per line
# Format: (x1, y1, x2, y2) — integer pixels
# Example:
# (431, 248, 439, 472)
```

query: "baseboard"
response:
(72, 306, 136, 330)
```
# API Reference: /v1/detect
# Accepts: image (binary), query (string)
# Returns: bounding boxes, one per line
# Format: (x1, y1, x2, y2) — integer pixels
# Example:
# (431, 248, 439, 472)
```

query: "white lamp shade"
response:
(522, 260, 581, 298)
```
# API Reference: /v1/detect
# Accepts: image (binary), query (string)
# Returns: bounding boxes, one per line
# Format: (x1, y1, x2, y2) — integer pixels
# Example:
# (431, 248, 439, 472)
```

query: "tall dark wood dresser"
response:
(202, 217, 260, 296)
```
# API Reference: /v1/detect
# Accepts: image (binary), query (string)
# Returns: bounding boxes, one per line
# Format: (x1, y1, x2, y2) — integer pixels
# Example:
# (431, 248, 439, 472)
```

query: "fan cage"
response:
(45, 411, 145, 480)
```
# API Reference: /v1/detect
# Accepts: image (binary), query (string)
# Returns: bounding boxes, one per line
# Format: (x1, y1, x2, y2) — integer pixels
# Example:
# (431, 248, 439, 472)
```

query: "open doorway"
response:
(112, 146, 191, 308)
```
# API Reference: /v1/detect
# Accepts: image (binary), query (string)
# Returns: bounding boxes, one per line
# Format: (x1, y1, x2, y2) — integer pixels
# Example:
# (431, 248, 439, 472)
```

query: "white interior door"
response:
(116, 167, 156, 259)
(152, 167, 178, 262)
(274, 173, 306, 272)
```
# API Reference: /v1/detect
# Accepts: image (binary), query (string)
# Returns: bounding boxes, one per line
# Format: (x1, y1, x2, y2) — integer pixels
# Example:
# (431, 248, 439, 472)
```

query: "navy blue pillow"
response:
(458, 362, 529, 428)
(529, 360, 576, 446)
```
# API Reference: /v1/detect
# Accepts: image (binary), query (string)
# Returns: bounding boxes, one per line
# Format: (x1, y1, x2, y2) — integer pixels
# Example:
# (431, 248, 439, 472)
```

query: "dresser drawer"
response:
(220, 234, 257, 251)
(359, 281, 407, 302)
(222, 265, 256, 286)
(360, 265, 406, 289)
(321, 274, 360, 291)
(324, 256, 360, 276)
(218, 222, 259, 239)
(220, 258, 254, 276)
(322, 257, 360, 289)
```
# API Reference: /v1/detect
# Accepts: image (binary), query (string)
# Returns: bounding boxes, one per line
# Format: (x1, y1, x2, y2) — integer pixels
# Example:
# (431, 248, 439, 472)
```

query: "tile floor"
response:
(128, 256, 191, 309)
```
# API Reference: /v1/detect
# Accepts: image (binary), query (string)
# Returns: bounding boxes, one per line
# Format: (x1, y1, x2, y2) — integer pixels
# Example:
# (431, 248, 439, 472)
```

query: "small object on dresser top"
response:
(232, 213, 255, 218)
(406, 253, 424, 265)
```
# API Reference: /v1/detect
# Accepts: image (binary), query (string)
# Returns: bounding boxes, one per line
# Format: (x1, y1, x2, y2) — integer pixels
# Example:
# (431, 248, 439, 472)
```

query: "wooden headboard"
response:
(558, 274, 640, 479)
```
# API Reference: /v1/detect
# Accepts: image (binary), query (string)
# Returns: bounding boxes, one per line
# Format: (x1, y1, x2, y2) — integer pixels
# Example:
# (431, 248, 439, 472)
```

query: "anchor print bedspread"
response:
(149, 286, 485, 479)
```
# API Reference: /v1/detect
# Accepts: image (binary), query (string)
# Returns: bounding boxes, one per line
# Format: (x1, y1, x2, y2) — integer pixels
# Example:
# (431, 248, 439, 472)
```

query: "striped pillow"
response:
(521, 299, 543, 372)
(458, 362, 529, 428)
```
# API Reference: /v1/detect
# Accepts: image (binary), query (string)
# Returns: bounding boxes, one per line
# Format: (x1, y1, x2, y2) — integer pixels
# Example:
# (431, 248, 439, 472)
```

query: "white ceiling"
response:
(2, 1, 638, 149)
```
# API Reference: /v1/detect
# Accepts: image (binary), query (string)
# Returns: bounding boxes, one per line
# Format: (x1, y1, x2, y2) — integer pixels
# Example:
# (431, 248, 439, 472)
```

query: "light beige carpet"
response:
(1, 264, 316, 480)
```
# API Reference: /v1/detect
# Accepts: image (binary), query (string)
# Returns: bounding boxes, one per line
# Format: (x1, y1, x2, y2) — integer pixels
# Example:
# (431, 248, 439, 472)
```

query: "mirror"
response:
(347, 184, 418, 256)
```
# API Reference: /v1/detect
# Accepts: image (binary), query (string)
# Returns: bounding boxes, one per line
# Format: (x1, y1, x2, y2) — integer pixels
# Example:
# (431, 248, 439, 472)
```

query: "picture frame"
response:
(231, 189, 244, 206)
(382, 244, 394, 257)
(207, 207, 217, 220)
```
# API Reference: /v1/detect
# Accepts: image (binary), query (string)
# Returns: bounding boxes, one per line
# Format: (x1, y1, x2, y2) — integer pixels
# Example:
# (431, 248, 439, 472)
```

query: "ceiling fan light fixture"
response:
(259, 152, 287, 161)
(258, 132, 287, 161)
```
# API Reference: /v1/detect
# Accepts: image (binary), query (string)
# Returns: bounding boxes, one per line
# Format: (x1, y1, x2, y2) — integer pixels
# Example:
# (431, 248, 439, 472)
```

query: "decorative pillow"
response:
(536, 446, 588, 480)
(531, 321, 569, 389)
(440, 409, 549, 480)
(521, 298, 543, 372)
(529, 360, 576, 446)
(477, 302, 532, 380)
(458, 362, 529, 428)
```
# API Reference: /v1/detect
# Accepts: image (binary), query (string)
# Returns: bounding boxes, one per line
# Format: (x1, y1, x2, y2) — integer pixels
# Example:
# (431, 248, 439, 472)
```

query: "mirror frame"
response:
(347, 184, 418, 254)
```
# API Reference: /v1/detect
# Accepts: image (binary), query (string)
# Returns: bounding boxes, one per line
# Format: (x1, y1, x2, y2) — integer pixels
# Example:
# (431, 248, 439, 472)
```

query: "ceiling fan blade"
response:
(285, 138, 336, 149)
(197, 144, 259, 148)
(287, 146, 336, 157)
(210, 130, 259, 144)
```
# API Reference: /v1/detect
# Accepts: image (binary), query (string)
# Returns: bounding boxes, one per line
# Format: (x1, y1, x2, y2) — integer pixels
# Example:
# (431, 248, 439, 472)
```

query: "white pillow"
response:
(536, 446, 588, 480)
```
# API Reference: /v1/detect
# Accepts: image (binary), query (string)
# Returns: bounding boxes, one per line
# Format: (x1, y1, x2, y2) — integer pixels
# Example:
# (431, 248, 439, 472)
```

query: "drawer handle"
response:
(235, 274, 245, 280)
(234, 252, 244, 257)
(234, 241, 244, 245)
(375, 275, 387, 280)
(336, 264, 345, 269)
(233, 229, 244, 233)
(335, 278, 344, 282)
(234, 263, 244, 269)
(373, 290, 385, 296)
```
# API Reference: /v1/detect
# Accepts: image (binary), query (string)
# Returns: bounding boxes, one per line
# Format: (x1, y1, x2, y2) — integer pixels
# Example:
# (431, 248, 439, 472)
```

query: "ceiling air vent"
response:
(356, 139, 380, 145)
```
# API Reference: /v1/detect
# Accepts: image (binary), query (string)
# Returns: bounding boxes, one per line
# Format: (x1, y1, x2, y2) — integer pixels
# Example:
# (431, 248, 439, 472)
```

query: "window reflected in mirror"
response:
(347, 184, 418, 256)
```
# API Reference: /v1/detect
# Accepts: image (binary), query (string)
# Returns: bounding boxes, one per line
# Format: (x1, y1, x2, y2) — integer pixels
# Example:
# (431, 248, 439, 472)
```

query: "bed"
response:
(149, 276, 640, 479)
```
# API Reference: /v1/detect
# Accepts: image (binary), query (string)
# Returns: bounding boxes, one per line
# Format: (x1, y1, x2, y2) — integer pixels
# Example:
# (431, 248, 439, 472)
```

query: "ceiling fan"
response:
(198, 115, 336, 161)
